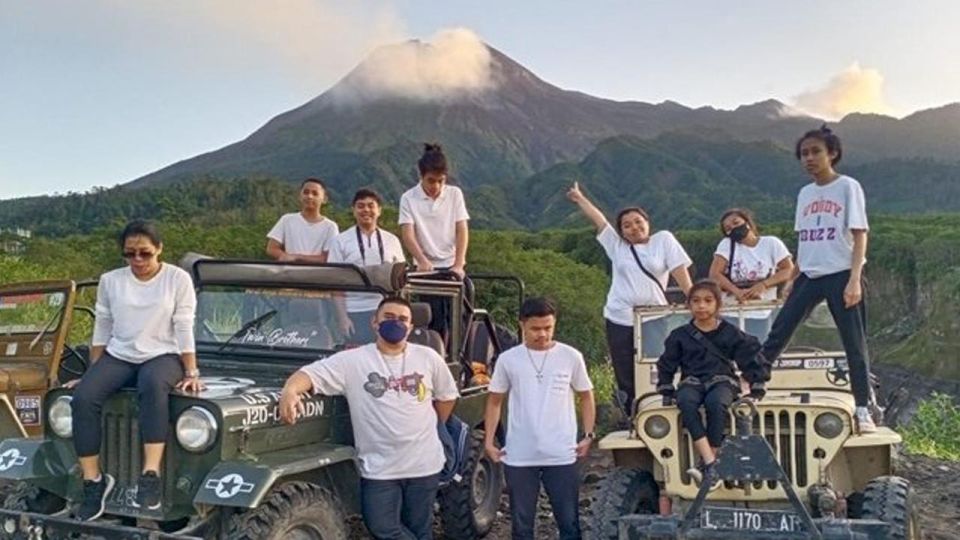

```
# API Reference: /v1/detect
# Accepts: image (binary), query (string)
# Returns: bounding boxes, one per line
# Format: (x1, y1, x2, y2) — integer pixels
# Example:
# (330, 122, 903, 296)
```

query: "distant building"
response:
(0, 228, 31, 255)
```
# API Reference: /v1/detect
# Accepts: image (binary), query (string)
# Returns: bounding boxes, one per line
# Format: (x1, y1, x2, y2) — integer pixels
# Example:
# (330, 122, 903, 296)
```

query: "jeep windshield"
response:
(0, 289, 68, 336)
(195, 285, 385, 355)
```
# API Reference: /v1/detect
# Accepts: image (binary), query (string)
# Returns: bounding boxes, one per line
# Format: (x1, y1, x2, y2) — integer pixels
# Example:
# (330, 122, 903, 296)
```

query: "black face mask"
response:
(727, 224, 749, 243)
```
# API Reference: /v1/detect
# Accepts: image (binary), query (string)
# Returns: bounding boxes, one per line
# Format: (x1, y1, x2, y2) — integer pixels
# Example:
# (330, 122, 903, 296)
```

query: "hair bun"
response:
(423, 143, 443, 153)
(819, 123, 833, 134)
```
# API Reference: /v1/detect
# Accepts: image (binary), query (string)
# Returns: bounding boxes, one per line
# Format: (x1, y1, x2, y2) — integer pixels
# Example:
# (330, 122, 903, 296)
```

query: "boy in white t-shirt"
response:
(279, 297, 459, 539)
(708, 208, 794, 341)
(328, 188, 406, 344)
(761, 126, 877, 433)
(484, 298, 595, 540)
(265, 178, 340, 263)
(398, 144, 469, 276)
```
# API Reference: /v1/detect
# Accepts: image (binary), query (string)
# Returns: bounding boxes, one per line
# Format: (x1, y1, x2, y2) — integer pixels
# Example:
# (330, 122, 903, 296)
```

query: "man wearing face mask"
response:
(279, 297, 459, 539)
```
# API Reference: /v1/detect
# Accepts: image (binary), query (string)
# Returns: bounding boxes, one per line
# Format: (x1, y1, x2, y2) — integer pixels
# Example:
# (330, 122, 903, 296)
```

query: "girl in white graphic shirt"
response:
(760, 125, 877, 433)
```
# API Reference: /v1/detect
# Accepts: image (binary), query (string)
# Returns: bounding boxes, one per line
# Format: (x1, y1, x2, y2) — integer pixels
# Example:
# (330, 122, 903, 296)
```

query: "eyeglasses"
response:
(122, 250, 157, 260)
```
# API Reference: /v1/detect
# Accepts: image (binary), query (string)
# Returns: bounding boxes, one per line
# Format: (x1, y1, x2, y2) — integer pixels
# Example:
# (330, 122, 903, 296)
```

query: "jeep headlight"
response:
(48, 395, 73, 438)
(814, 412, 845, 439)
(643, 414, 671, 440)
(176, 407, 218, 453)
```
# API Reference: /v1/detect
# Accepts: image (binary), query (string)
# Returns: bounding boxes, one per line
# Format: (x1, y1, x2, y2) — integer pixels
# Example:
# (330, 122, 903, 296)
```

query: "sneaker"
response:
(75, 473, 115, 521)
(133, 471, 162, 510)
(687, 461, 721, 490)
(856, 407, 877, 434)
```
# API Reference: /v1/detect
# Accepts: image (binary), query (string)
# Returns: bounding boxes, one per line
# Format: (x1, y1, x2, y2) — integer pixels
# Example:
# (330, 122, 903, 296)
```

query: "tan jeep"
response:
(0, 280, 91, 439)
(589, 300, 919, 540)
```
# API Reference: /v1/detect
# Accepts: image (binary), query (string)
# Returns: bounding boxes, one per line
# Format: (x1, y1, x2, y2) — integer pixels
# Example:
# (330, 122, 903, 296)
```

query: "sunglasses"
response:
(122, 250, 157, 260)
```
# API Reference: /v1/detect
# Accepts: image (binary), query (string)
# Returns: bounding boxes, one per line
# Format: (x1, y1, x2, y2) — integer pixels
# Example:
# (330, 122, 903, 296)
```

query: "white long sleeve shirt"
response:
(92, 263, 196, 363)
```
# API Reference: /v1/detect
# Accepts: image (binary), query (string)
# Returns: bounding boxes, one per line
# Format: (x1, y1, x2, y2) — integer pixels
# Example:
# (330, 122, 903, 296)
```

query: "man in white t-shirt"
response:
(484, 297, 595, 540)
(279, 297, 459, 539)
(265, 178, 340, 263)
(761, 127, 876, 433)
(328, 188, 406, 344)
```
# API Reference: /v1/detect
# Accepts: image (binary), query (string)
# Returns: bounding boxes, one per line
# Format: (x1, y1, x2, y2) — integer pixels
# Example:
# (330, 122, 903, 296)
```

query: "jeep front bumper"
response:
(618, 513, 889, 540)
(0, 508, 201, 540)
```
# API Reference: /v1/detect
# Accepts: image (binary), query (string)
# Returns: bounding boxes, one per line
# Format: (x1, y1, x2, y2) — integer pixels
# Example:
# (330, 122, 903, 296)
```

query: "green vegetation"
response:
(901, 392, 960, 461)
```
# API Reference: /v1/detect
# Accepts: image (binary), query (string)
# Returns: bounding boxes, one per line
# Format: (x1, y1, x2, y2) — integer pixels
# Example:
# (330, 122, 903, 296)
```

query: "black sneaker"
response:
(133, 471, 162, 510)
(75, 473, 115, 521)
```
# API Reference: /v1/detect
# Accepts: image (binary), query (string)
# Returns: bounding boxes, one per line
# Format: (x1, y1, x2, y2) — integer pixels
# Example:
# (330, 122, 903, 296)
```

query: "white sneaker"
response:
(856, 407, 877, 434)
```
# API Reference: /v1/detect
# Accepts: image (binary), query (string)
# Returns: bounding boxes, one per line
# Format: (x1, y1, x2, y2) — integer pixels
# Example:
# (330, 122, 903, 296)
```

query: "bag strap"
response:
(686, 324, 737, 371)
(725, 238, 736, 281)
(629, 244, 667, 297)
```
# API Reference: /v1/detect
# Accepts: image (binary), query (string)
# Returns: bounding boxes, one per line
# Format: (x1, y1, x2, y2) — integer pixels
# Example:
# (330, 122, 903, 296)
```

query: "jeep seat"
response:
(408, 302, 445, 358)
(0, 362, 49, 392)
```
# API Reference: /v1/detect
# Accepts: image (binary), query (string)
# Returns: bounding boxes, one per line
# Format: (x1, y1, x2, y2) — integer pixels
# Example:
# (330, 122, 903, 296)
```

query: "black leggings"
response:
(72, 353, 184, 457)
(761, 270, 871, 406)
(676, 383, 735, 448)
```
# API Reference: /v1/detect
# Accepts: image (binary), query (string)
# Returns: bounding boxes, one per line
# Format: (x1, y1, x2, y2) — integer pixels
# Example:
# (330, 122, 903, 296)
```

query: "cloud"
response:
(792, 63, 897, 120)
(330, 28, 496, 103)
(93, 0, 407, 90)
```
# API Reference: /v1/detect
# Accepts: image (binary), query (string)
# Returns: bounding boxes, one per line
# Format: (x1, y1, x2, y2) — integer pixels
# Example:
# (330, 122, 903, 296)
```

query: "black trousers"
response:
(72, 353, 184, 457)
(605, 319, 635, 410)
(676, 383, 735, 448)
(761, 270, 871, 406)
(504, 463, 581, 540)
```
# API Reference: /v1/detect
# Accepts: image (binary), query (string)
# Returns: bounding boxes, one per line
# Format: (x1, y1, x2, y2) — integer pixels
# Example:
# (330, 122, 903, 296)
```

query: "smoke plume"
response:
(330, 28, 496, 103)
(793, 63, 897, 120)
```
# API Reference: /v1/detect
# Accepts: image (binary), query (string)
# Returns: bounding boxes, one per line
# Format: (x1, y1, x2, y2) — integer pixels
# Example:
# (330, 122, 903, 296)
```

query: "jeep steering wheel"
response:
(59, 345, 88, 378)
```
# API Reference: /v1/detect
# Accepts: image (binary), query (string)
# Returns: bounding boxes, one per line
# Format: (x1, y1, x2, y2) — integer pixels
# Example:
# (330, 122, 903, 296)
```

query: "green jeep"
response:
(0, 257, 520, 539)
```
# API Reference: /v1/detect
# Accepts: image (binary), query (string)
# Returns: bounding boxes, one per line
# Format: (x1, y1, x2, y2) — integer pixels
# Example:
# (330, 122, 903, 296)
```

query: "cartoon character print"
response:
(363, 371, 428, 402)
(730, 258, 772, 283)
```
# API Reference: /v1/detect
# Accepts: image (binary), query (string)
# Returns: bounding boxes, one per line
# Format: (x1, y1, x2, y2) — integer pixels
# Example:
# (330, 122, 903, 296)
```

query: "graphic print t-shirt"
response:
(794, 175, 868, 278)
(298, 343, 459, 479)
(713, 236, 791, 303)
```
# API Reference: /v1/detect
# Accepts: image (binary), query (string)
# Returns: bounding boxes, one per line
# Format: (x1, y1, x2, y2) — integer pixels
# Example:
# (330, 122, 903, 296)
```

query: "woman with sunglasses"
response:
(68, 220, 203, 521)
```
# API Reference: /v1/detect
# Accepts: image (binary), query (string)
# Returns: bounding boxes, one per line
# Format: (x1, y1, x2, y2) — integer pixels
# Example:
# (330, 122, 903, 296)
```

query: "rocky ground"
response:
(350, 450, 958, 539)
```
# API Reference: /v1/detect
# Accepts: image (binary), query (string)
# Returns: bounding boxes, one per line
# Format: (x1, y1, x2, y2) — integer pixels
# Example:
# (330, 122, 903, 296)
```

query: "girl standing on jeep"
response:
(567, 181, 693, 415)
(761, 125, 876, 433)
(68, 220, 204, 521)
(656, 280, 766, 484)
(708, 208, 794, 341)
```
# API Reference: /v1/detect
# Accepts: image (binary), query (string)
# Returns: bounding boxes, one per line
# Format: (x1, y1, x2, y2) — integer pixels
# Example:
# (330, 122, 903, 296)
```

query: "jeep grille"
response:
(679, 409, 809, 490)
(102, 410, 147, 487)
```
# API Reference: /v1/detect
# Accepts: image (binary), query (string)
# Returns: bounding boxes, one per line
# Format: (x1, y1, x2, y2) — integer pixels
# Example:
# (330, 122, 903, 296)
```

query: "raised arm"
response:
(566, 182, 609, 233)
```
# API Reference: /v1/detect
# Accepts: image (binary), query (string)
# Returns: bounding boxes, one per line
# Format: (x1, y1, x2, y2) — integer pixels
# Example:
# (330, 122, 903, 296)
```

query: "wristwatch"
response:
(584, 431, 596, 440)
(185, 368, 200, 379)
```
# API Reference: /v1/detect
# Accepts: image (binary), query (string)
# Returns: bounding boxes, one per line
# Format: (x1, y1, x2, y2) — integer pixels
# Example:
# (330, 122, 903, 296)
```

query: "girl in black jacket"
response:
(656, 280, 766, 484)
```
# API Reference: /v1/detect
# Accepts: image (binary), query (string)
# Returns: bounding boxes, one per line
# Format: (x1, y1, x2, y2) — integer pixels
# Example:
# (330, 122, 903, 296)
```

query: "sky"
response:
(2, 0, 959, 200)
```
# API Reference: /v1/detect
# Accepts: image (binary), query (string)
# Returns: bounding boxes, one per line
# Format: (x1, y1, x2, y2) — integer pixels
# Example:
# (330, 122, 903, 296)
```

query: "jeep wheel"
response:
(860, 476, 920, 540)
(3, 482, 66, 514)
(227, 481, 346, 540)
(587, 468, 659, 540)
(439, 429, 502, 538)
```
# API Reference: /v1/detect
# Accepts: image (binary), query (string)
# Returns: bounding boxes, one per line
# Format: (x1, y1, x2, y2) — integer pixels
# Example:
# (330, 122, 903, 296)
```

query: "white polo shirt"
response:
(266, 213, 339, 256)
(488, 342, 593, 467)
(298, 343, 460, 480)
(398, 184, 470, 268)
(794, 175, 869, 278)
(327, 225, 406, 312)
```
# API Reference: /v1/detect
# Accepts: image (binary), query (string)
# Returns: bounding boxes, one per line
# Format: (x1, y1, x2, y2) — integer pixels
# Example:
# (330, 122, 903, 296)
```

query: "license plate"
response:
(701, 506, 804, 533)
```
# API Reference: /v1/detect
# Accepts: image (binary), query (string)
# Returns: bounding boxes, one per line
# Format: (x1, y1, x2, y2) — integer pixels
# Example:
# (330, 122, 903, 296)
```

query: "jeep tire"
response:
(3, 481, 66, 515)
(439, 429, 502, 538)
(860, 475, 920, 540)
(587, 468, 659, 540)
(227, 481, 346, 540)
